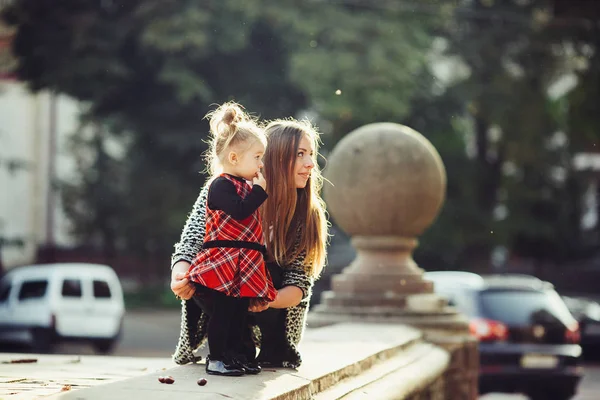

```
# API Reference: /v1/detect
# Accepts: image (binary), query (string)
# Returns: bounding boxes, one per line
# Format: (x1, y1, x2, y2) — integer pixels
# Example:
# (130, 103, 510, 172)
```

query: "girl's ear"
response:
(228, 151, 238, 165)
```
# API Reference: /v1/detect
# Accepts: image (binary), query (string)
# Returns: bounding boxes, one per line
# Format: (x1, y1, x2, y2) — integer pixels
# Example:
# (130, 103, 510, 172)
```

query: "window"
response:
(93, 280, 112, 299)
(61, 279, 82, 298)
(480, 289, 575, 326)
(18, 280, 48, 300)
(0, 281, 11, 303)
(437, 289, 478, 316)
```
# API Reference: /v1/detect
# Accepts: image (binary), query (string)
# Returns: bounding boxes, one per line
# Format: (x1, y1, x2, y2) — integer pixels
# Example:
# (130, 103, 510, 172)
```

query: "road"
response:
(3, 309, 599, 399)
(46, 309, 188, 358)
(479, 361, 600, 400)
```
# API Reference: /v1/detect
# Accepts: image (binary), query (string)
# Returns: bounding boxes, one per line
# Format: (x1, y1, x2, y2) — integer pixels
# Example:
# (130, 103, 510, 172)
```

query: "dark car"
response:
(562, 295, 600, 357)
(425, 271, 583, 400)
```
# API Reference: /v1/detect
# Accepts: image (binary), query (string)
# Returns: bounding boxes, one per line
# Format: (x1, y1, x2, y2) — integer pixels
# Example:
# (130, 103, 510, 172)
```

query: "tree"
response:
(434, 0, 600, 271)
(406, 78, 484, 270)
(2, 0, 444, 279)
(61, 119, 126, 262)
(263, 0, 453, 141)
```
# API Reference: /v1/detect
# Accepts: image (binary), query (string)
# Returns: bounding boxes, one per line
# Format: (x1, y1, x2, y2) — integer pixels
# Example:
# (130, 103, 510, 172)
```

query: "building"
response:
(1, 10, 79, 270)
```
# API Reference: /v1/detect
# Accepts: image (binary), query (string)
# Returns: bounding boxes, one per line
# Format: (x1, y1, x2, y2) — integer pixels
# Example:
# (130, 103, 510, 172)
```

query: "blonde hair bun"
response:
(209, 103, 245, 139)
(203, 102, 265, 176)
(221, 106, 241, 129)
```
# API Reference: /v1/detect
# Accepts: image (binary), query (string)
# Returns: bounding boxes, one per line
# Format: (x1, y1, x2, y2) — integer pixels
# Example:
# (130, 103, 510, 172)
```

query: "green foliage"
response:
(430, 0, 600, 269)
(60, 120, 126, 258)
(2, 1, 441, 278)
(408, 83, 485, 269)
(4, 0, 600, 276)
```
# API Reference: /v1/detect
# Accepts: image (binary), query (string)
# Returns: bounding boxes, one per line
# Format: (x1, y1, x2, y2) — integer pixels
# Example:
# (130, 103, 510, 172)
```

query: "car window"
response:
(61, 279, 82, 298)
(479, 289, 575, 326)
(437, 289, 478, 316)
(18, 280, 49, 301)
(0, 281, 11, 303)
(93, 280, 112, 299)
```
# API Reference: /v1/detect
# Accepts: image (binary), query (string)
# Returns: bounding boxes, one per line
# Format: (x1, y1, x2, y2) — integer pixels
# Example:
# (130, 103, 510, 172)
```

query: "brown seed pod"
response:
(164, 376, 175, 384)
(197, 378, 207, 386)
(158, 376, 166, 383)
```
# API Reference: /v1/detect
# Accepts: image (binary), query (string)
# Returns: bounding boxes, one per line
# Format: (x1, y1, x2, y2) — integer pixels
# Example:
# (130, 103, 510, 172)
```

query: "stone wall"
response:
(433, 335, 479, 400)
(405, 375, 445, 400)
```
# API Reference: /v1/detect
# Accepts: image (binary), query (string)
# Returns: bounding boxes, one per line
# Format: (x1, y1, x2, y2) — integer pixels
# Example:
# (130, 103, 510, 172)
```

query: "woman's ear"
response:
(228, 151, 238, 165)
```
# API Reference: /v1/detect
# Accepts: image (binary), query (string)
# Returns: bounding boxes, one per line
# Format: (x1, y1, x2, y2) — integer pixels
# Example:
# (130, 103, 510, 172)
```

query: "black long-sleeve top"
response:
(207, 174, 268, 221)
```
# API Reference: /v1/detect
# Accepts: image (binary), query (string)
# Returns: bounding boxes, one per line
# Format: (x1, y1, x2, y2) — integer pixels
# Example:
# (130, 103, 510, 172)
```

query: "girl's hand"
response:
(171, 262, 196, 300)
(253, 171, 267, 191)
(248, 297, 270, 313)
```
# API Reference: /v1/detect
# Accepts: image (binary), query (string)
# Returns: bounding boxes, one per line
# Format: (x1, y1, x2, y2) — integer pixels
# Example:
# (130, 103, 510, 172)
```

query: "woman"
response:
(170, 119, 328, 368)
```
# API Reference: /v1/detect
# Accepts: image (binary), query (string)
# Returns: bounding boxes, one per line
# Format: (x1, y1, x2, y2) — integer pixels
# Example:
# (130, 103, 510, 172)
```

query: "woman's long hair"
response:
(261, 119, 329, 278)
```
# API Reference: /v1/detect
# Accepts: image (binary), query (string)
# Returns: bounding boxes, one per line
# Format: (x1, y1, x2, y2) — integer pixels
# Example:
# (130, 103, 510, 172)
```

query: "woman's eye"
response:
(297, 152, 304, 157)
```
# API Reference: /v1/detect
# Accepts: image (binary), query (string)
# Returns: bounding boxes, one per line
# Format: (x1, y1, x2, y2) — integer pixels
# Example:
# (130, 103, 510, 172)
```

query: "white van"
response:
(0, 263, 125, 353)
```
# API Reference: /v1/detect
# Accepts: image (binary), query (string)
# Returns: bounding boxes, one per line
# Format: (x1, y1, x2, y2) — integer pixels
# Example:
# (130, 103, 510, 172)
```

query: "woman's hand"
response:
(248, 297, 270, 313)
(171, 261, 196, 300)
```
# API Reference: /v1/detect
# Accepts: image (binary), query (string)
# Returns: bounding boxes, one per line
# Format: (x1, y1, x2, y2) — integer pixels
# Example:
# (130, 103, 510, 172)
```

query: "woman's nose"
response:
(306, 158, 315, 169)
(259, 160, 264, 169)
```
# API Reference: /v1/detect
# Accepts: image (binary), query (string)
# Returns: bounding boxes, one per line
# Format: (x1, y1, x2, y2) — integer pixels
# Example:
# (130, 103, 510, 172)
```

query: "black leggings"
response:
(192, 261, 287, 361)
(192, 285, 249, 360)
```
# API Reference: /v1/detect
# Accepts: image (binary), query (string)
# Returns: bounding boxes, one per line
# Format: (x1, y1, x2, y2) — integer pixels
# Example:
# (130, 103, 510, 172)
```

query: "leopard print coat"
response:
(170, 184, 315, 368)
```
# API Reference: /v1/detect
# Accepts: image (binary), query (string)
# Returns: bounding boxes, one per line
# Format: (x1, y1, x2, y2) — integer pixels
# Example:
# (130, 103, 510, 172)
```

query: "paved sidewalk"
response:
(1, 324, 429, 400)
(0, 353, 174, 399)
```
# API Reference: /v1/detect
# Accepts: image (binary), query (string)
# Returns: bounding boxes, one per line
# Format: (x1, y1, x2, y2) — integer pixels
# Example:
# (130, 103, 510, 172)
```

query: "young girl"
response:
(171, 118, 328, 370)
(186, 102, 277, 376)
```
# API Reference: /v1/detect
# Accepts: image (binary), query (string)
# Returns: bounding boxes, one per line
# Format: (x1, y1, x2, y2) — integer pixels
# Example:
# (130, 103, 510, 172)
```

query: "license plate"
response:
(584, 324, 600, 335)
(520, 354, 558, 369)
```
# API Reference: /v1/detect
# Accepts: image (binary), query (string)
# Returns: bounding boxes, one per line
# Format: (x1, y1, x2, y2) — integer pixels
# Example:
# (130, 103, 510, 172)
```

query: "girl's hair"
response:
(204, 102, 265, 177)
(261, 119, 329, 278)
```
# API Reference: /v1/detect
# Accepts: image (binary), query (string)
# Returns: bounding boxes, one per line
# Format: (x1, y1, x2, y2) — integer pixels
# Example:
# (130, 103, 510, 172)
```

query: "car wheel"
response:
(30, 328, 55, 354)
(92, 338, 118, 354)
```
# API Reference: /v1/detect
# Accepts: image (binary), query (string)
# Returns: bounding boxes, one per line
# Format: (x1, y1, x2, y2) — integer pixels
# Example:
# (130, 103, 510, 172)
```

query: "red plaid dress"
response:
(187, 174, 277, 301)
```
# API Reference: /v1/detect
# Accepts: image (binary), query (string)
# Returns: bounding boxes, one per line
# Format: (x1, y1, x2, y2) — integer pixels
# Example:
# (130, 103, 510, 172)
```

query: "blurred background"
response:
(2, 0, 600, 305)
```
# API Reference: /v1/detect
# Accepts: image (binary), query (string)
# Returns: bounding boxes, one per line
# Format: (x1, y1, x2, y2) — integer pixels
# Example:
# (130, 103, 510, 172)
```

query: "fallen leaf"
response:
(2, 358, 38, 364)
(6, 378, 27, 383)
(61, 385, 72, 391)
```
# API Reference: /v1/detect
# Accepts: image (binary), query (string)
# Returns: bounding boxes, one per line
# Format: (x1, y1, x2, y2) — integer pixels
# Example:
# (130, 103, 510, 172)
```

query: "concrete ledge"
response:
(315, 343, 449, 400)
(1, 323, 451, 400)
(45, 323, 426, 400)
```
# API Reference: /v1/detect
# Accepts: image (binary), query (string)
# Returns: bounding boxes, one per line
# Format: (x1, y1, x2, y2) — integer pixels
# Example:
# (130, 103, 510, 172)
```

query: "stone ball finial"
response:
(314, 124, 475, 400)
(324, 123, 446, 239)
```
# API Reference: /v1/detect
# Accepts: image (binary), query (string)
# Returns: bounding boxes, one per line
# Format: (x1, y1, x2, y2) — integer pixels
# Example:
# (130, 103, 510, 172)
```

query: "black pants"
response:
(192, 284, 249, 361)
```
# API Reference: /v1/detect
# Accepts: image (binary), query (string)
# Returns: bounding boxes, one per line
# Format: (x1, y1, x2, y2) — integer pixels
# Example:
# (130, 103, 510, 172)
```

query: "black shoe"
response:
(234, 355, 261, 375)
(206, 356, 245, 376)
(257, 345, 301, 369)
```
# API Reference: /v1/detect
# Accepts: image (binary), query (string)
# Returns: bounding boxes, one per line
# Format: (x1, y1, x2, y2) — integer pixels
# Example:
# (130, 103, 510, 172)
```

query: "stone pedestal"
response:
(312, 123, 479, 400)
